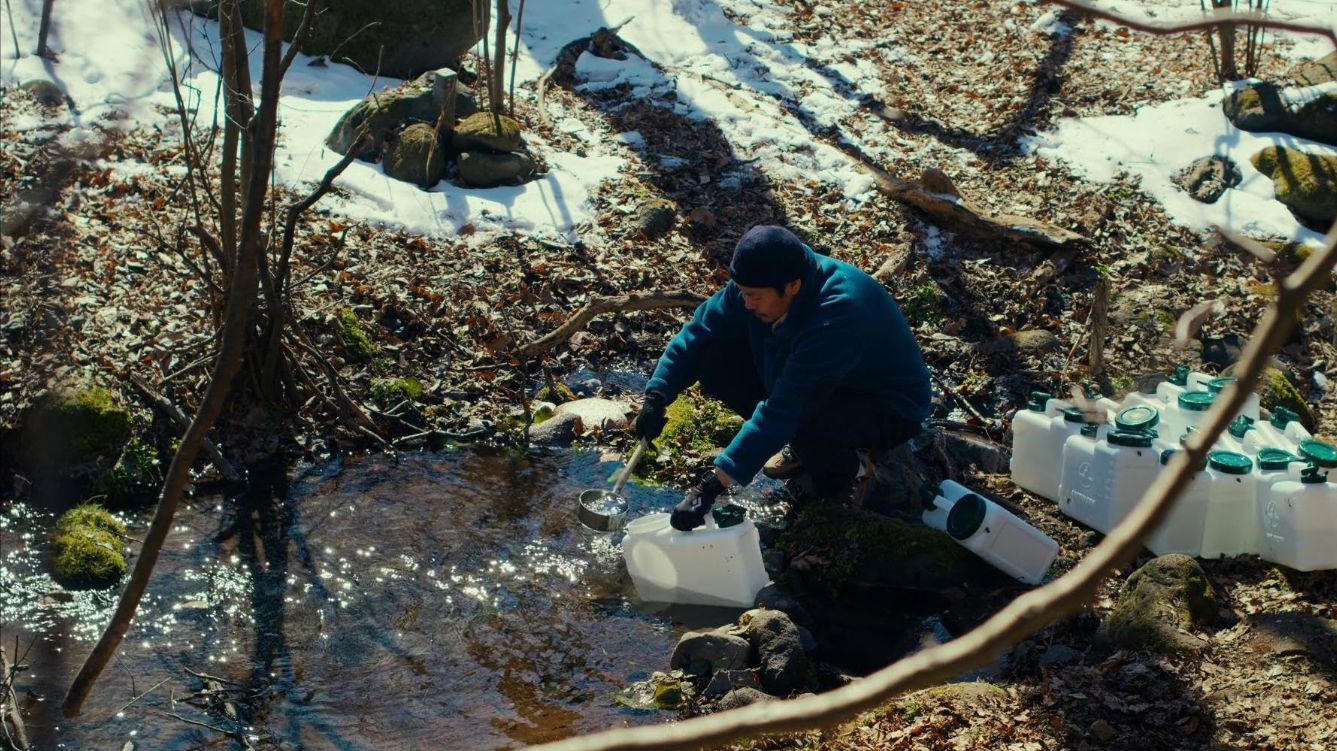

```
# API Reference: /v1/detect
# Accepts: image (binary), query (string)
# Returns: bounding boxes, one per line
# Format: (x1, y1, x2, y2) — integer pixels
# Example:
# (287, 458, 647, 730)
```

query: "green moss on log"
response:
(53, 504, 127, 590)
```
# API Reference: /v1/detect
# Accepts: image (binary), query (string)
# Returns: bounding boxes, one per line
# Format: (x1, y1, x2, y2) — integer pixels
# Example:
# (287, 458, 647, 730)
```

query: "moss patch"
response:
(1096, 554, 1217, 654)
(91, 437, 162, 505)
(370, 377, 424, 410)
(536, 383, 577, 404)
(338, 308, 379, 363)
(52, 504, 127, 590)
(646, 387, 742, 480)
(23, 383, 133, 471)
(779, 505, 977, 595)
(1250, 146, 1337, 226)
(452, 112, 524, 153)
(383, 123, 445, 188)
(1257, 367, 1315, 430)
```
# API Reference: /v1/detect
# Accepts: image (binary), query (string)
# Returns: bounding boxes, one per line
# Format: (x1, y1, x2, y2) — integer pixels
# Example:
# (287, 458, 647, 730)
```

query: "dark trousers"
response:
(697, 341, 921, 492)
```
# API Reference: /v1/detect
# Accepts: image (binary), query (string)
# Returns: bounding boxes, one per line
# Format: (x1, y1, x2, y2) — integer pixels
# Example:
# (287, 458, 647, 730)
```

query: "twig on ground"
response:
(517, 290, 705, 358)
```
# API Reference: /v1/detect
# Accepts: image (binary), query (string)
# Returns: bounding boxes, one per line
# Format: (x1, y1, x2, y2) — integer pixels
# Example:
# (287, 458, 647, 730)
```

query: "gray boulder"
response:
(754, 583, 812, 628)
(553, 398, 632, 431)
(714, 687, 772, 711)
(1224, 82, 1337, 148)
(744, 609, 813, 696)
(456, 151, 538, 188)
(382, 123, 445, 187)
(232, 0, 483, 81)
(326, 70, 476, 160)
(669, 631, 750, 676)
(528, 411, 581, 447)
(703, 669, 760, 699)
(1172, 156, 1242, 204)
(1096, 554, 1218, 654)
(982, 329, 1060, 357)
(452, 112, 524, 153)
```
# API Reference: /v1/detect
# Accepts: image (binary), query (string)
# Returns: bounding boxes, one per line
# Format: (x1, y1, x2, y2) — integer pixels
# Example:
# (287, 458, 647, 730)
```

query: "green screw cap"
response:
(1080, 424, 1100, 438)
(946, 493, 988, 540)
(1207, 376, 1234, 394)
(1208, 450, 1253, 475)
(1178, 390, 1215, 412)
(1116, 405, 1160, 432)
(1108, 430, 1153, 448)
(1169, 365, 1190, 386)
(1298, 439, 1337, 469)
(1270, 406, 1298, 429)
(1228, 415, 1255, 439)
(1257, 448, 1301, 471)
(1062, 407, 1087, 423)
(711, 504, 747, 528)
(1300, 466, 1329, 485)
(1027, 391, 1053, 412)
(1160, 448, 1178, 465)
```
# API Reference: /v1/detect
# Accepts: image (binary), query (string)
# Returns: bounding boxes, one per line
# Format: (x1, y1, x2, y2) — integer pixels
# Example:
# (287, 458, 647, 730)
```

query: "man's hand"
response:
(633, 390, 669, 441)
(670, 470, 727, 531)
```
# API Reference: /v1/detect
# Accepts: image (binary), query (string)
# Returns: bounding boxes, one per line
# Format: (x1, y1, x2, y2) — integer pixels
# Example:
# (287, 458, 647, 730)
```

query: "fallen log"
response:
(872, 166, 1086, 249)
(127, 373, 243, 485)
(518, 290, 705, 358)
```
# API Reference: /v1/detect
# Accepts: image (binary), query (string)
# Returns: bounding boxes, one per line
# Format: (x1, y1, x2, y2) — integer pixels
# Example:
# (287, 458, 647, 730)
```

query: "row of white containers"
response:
(1011, 366, 1337, 571)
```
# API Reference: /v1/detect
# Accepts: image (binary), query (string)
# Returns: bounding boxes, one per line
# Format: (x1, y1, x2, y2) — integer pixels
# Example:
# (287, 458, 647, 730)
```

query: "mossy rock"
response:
(779, 505, 979, 595)
(1256, 367, 1315, 430)
(630, 198, 677, 239)
(370, 377, 423, 409)
(1225, 83, 1337, 148)
(1292, 51, 1337, 87)
(337, 308, 379, 362)
(22, 383, 133, 472)
(1096, 554, 1217, 654)
(1250, 146, 1337, 227)
(644, 388, 742, 480)
(327, 71, 477, 160)
(384, 123, 445, 188)
(457, 151, 538, 188)
(52, 504, 127, 590)
(231, 0, 482, 81)
(452, 112, 524, 153)
(536, 383, 577, 404)
(1262, 240, 1334, 290)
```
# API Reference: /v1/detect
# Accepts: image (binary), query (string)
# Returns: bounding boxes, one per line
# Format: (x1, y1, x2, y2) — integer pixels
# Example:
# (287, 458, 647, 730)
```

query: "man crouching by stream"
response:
(633, 225, 932, 531)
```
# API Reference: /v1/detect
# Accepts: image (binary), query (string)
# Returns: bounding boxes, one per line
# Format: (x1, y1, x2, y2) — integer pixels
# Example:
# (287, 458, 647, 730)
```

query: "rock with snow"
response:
(452, 112, 524, 154)
(20, 79, 65, 108)
(1292, 51, 1337, 87)
(553, 398, 633, 431)
(1223, 82, 1337, 148)
(1171, 156, 1241, 204)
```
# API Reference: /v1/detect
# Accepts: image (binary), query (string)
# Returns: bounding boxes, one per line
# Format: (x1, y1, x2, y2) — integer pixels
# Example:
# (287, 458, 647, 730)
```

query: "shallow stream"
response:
(2, 447, 956, 749)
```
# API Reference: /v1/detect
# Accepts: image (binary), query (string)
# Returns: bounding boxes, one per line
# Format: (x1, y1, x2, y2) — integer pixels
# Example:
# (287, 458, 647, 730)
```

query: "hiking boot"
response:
(763, 445, 805, 480)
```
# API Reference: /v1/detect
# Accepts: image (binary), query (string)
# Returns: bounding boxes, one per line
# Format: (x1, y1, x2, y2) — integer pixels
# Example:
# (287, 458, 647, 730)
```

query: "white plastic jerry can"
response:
(1243, 407, 1305, 454)
(1218, 416, 1256, 454)
(923, 481, 1059, 585)
(1154, 365, 1198, 405)
(621, 512, 769, 607)
(1011, 401, 1095, 502)
(1205, 376, 1262, 422)
(1198, 451, 1258, 558)
(1158, 390, 1216, 450)
(1059, 427, 1161, 535)
(1259, 440, 1337, 571)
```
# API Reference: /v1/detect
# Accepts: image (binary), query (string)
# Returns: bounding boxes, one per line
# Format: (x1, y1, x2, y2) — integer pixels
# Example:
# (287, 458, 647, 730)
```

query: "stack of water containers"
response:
(1011, 366, 1337, 571)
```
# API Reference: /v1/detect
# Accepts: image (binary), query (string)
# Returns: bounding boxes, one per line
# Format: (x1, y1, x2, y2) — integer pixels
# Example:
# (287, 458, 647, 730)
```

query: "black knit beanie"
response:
(728, 225, 808, 288)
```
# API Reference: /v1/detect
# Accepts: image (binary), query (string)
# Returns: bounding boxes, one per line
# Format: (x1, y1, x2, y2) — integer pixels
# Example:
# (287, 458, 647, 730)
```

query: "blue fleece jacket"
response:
(645, 247, 931, 485)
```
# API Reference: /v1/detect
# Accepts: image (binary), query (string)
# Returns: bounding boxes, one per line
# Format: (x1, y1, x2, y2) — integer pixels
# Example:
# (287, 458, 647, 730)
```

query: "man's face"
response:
(737, 279, 801, 324)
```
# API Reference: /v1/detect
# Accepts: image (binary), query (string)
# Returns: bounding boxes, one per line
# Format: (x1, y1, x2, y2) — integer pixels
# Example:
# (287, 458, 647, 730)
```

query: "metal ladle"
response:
(576, 439, 648, 532)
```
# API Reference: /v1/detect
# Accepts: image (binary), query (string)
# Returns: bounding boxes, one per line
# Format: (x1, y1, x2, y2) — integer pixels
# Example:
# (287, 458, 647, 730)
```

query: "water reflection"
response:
(1, 449, 714, 750)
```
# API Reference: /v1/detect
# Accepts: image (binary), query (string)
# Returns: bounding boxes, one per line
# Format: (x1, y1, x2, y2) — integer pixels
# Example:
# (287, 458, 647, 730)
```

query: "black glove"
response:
(633, 390, 669, 441)
(671, 471, 726, 531)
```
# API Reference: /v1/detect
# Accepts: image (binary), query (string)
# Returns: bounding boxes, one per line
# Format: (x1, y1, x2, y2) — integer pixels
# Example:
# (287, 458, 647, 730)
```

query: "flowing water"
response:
(3, 448, 795, 750)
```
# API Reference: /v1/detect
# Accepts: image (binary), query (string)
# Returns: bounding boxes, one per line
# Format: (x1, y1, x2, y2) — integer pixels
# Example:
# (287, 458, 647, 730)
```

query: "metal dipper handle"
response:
(612, 439, 648, 497)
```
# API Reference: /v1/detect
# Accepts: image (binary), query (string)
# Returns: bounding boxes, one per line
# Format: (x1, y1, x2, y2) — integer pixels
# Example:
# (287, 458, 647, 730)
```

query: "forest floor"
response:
(2, 0, 1337, 749)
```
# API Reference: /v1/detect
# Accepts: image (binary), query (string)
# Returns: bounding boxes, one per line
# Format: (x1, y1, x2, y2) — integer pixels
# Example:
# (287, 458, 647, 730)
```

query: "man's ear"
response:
(785, 279, 802, 297)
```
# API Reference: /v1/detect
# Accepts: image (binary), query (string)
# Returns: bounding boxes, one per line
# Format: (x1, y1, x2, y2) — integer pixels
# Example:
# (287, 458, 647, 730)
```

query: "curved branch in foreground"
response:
(527, 223, 1337, 748)
(517, 290, 705, 358)
(1043, 0, 1337, 48)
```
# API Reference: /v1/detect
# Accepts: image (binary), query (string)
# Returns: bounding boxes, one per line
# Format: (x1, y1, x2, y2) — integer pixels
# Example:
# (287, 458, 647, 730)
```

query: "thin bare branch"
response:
(1042, 0, 1337, 47)
(516, 290, 706, 358)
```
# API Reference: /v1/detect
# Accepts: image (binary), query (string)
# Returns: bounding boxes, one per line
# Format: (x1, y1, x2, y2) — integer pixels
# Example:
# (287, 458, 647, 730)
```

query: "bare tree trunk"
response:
(35, 0, 54, 58)
(1089, 276, 1109, 378)
(61, 0, 287, 718)
(1213, 0, 1239, 79)
(509, 0, 527, 116)
(492, 0, 511, 126)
